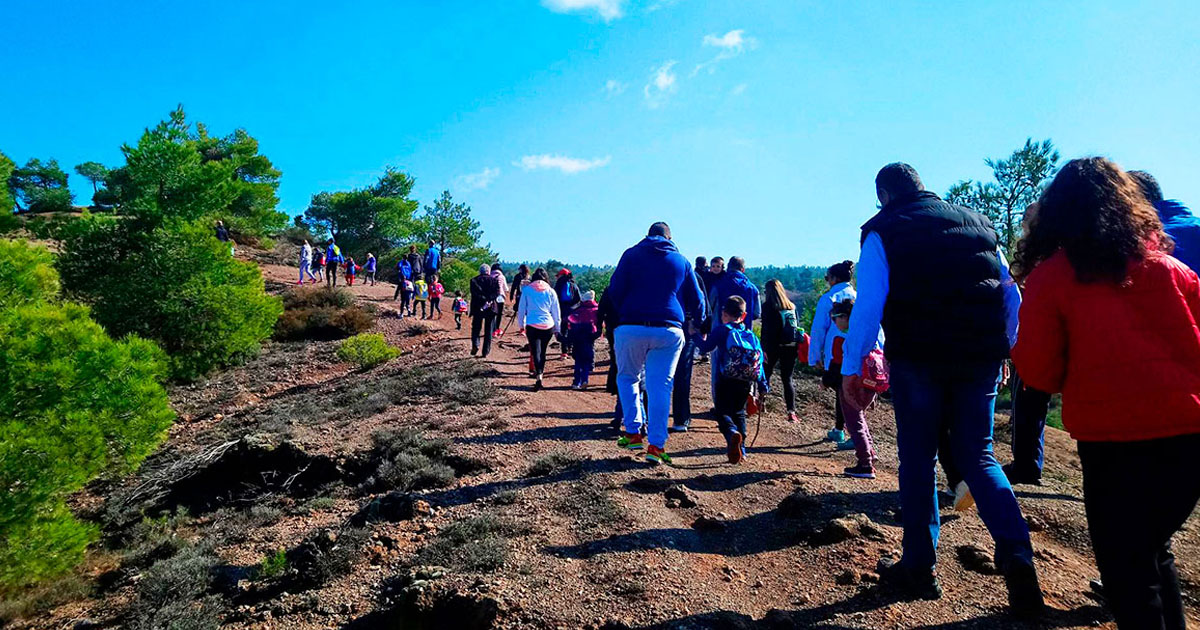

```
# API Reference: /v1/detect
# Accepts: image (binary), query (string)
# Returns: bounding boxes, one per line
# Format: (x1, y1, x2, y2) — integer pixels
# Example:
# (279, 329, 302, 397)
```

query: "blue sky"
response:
(3, 0, 1198, 265)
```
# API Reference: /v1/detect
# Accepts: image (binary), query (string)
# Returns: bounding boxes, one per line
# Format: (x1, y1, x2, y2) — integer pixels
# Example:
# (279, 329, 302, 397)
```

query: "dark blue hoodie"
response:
(607, 236, 705, 328)
(711, 271, 761, 324)
(1157, 200, 1200, 272)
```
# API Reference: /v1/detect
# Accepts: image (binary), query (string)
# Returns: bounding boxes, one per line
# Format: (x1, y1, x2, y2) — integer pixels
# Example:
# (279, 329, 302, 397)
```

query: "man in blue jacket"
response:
(710, 256, 760, 324)
(607, 222, 704, 465)
(841, 163, 1042, 615)
(424, 240, 442, 274)
(1130, 170, 1200, 271)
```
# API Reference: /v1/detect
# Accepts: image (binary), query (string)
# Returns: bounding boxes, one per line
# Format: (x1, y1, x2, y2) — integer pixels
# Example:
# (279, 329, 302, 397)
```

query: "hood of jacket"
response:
(631, 235, 680, 258)
(1157, 199, 1195, 222)
(528, 280, 552, 292)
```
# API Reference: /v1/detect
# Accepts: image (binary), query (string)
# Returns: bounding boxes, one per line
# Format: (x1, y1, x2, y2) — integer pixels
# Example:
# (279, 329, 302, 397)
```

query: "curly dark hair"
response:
(1012, 157, 1169, 284)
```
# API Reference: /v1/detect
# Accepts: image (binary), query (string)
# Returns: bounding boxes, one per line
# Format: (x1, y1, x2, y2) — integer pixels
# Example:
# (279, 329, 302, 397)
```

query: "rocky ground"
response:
(12, 251, 1200, 629)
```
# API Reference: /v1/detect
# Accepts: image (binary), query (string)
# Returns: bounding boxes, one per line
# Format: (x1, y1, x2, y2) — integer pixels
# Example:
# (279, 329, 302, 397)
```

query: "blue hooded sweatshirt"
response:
(424, 245, 441, 272)
(397, 259, 413, 281)
(607, 235, 704, 328)
(711, 271, 761, 324)
(1157, 200, 1200, 272)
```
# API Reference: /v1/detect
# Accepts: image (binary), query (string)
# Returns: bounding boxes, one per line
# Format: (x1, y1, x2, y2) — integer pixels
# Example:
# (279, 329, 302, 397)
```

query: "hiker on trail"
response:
(299, 240, 317, 284)
(821, 299, 855, 451)
(215, 220, 234, 255)
(759, 279, 802, 423)
(607, 222, 704, 465)
(491, 263, 509, 338)
(344, 256, 359, 286)
(510, 264, 530, 311)
(710, 257, 760, 325)
(692, 256, 712, 363)
(832, 299, 883, 479)
(413, 274, 429, 318)
(568, 290, 602, 390)
(809, 262, 857, 427)
(670, 259, 709, 432)
(598, 286, 622, 428)
(424, 240, 441, 274)
(1012, 157, 1200, 630)
(428, 274, 444, 320)
(516, 267, 561, 391)
(311, 250, 326, 283)
(555, 269, 582, 356)
(406, 244, 424, 279)
(469, 264, 501, 358)
(452, 292, 468, 330)
(325, 240, 342, 288)
(841, 162, 1042, 613)
(364, 253, 377, 286)
(1130, 170, 1200, 272)
(694, 296, 768, 464)
(393, 258, 415, 316)
(699, 256, 724, 365)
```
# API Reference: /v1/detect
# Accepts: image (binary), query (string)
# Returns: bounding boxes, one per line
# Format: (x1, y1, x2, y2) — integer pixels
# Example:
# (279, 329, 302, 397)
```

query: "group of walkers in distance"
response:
(297, 239, 382, 288)
(290, 156, 1200, 628)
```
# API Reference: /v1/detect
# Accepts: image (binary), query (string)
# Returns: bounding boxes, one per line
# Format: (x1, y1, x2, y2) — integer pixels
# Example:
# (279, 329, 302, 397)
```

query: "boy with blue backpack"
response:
(695, 295, 769, 464)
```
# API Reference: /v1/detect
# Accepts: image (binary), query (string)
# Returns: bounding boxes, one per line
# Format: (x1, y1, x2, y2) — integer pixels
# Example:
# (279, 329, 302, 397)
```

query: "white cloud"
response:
(604, 79, 627, 95)
(542, 0, 624, 21)
(515, 154, 611, 174)
(456, 167, 500, 191)
(730, 83, 747, 96)
(646, 0, 683, 12)
(693, 29, 757, 76)
(643, 60, 678, 108)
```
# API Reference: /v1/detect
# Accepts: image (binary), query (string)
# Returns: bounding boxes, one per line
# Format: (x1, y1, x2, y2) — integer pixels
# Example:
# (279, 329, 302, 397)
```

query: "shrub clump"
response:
(126, 544, 223, 630)
(337, 333, 401, 368)
(358, 431, 458, 493)
(57, 216, 282, 381)
(415, 514, 530, 572)
(287, 527, 369, 588)
(526, 450, 585, 477)
(0, 240, 175, 588)
(274, 286, 374, 341)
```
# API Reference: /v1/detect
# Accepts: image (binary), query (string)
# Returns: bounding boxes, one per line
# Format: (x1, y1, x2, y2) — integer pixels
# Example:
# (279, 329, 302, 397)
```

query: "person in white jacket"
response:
(808, 260, 857, 369)
(516, 268, 562, 391)
(298, 241, 317, 284)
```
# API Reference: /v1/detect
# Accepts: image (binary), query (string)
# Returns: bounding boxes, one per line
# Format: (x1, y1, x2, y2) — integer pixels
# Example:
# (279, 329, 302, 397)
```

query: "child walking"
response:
(428, 274, 444, 319)
(822, 299, 855, 450)
(344, 256, 359, 286)
(312, 251, 325, 284)
(452, 292, 468, 329)
(694, 296, 769, 464)
(413, 274, 429, 318)
(567, 290, 601, 390)
(364, 253, 377, 286)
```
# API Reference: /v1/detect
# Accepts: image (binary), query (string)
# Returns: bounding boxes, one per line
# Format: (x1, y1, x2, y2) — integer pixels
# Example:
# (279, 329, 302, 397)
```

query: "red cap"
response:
(557, 268, 571, 277)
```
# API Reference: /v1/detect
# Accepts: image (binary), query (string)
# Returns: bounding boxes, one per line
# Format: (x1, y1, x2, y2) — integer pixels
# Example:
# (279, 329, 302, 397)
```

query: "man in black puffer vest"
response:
(841, 163, 1043, 616)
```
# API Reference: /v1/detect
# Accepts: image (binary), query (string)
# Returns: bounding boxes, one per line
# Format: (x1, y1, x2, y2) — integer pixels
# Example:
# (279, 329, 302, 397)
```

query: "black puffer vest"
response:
(861, 191, 1009, 362)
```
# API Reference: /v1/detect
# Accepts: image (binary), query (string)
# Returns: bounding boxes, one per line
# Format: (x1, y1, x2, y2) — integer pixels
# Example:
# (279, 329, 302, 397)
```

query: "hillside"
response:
(11, 247, 1200, 630)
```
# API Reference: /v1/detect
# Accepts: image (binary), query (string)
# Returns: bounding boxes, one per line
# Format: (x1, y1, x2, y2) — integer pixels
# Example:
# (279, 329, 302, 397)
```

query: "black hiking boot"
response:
(877, 557, 942, 601)
(1002, 557, 1045, 618)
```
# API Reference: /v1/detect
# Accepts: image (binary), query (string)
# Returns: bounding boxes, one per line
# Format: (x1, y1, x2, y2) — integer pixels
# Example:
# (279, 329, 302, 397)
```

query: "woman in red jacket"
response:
(1012, 157, 1200, 630)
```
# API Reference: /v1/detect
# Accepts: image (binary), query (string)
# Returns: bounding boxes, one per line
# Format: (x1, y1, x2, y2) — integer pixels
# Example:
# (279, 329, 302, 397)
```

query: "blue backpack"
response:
(721, 325, 762, 382)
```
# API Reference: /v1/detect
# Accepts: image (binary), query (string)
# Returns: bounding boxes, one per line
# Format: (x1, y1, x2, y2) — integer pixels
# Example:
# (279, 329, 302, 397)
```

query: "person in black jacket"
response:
(406, 244, 424, 279)
(670, 264, 708, 432)
(510, 264, 530, 312)
(760, 279, 799, 422)
(555, 269, 582, 356)
(469, 264, 501, 357)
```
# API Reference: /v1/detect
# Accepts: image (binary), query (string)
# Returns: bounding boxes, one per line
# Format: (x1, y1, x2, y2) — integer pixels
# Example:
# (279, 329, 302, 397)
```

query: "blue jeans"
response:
(672, 335, 696, 427)
(889, 359, 1033, 572)
(615, 325, 684, 449)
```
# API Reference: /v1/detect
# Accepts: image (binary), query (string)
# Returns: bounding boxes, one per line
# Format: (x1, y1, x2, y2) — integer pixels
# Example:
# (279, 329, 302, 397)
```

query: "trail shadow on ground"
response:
(458, 421, 613, 445)
(547, 490, 901, 559)
(623, 470, 790, 494)
(1015, 490, 1084, 504)
(420, 455, 644, 509)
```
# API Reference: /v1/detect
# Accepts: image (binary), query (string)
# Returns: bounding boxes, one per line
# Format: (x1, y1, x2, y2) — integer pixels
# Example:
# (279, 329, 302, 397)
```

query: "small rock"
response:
(860, 571, 880, 583)
(663, 484, 698, 509)
(692, 515, 727, 533)
(835, 569, 859, 585)
(1027, 515, 1047, 532)
(813, 514, 884, 545)
(72, 619, 99, 630)
(776, 490, 819, 518)
(956, 544, 997, 574)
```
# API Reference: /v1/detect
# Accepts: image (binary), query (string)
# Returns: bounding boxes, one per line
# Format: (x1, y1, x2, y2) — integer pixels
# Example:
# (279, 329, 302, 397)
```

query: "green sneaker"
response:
(645, 445, 672, 465)
(617, 433, 644, 450)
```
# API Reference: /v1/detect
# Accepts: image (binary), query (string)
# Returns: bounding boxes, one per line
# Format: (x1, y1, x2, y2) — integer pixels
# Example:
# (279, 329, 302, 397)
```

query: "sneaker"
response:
(1003, 558, 1045, 618)
(844, 464, 876, 479)
(533, 378, 544, 392)
(878, 557, 942, 601)
(470, 348, 478, 356)
(787, 411, 799, 422)
(953, 481, 975, 512)
(668, 423, 690, 433)
(837, 438, 856, 451)
(1002, 463, 1043, 486)
(645, 445, 672, 465)
(726, 432, 744, 464)
(827, 429, 846, 442)
(617, 433, 644, 450)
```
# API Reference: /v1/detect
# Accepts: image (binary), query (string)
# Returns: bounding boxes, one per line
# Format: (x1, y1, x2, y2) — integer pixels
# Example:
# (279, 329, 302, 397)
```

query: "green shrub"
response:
(526, 451, 585, 477)
(337, 333, 400, 368)
(415, 514, 530, 572)
(127, 545, 222, 630)
(56, 216, 282, 380)
(258, 549, 288, 580)
(0, 239, 59, 309)
(282, 286, 354, 309)
(0, 302, 175, 588)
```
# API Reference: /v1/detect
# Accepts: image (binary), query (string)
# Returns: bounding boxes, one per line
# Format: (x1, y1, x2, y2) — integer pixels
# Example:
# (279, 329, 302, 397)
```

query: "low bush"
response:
(57, 216, 282, 381)
(415, 514, 530, 572)
(274, 286, 374, 341)
(287, 527, 368, 588)
(258, 549, 288, 580)
(126, 545, 222, 630)
(526, 451, 585, 477)
(337, 333, 401, 368)
(359, 430, 457, 493)
(282, 286, 354, 310)
(0, 239, 60, 309)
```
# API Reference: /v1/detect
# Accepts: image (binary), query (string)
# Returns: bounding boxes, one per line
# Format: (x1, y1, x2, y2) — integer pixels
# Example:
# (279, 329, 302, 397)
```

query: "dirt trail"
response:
(21, 258, 1200, 629)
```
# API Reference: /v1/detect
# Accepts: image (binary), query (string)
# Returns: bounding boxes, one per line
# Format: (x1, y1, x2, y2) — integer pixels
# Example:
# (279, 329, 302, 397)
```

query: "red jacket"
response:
(1012, 250, 1200, 442)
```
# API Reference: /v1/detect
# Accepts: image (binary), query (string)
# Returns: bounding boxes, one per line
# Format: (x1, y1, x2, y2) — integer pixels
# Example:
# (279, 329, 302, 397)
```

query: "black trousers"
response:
(471, 311, 495, 356)
(671, 336, 696, 427)
(527, 326, 555, 376)
(764, 345, 796, 412)
(1078, 434, 1200, 630)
